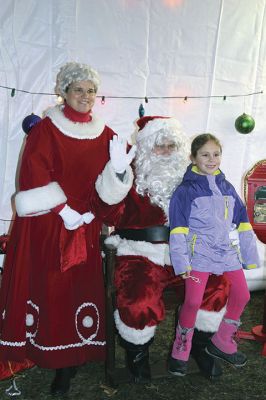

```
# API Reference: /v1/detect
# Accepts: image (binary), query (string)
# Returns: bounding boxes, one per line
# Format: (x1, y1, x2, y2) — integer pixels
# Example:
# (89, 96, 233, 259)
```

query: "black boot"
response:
(205, 340, 247, 367)
(191, 329, 223, 379)
(50, 366, 77, 396)
(120, 337, 153, 383)
(168, 356, 188, 376)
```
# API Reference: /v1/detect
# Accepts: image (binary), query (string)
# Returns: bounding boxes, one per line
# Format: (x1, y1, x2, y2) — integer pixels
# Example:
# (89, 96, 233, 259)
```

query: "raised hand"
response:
(109, 136, 136, 174)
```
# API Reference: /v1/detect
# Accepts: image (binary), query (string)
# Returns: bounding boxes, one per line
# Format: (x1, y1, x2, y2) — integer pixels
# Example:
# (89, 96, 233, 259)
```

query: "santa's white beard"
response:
(135, 152, 188, 218)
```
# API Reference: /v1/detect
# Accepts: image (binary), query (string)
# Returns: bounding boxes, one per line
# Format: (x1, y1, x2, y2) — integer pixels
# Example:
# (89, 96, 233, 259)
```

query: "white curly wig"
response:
(55, 62, 100, 97)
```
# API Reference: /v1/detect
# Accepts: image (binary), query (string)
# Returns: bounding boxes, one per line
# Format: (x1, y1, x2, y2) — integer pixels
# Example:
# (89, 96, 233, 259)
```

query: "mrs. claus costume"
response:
(0, 63, 133, 374)
(90, 116, 230, 382)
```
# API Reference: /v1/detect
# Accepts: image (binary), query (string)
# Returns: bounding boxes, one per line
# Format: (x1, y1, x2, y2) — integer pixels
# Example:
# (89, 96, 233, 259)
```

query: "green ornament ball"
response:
(235, 113, 255, 134)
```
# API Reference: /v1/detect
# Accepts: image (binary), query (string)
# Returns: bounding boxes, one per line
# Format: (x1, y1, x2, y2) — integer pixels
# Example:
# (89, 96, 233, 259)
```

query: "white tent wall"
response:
(0, 0, 265, 290)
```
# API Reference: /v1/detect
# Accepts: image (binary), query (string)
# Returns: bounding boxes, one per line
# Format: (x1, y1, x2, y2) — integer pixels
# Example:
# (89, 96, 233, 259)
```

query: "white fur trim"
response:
(15, 182, 67, 217)
(137, 118, 183, 142)
(195, 306, 226, 333)
(114, 309, 156, 345)
(95, 161, 133, 205)
(105, 235, 171, 266)
(45, 105, 105, 139)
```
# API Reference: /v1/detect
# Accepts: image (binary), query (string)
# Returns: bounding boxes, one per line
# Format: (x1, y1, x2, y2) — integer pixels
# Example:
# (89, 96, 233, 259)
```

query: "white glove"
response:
(82, 212, 95, 224)
(109, 136, 136, 174)
(59, 204, 84, 230)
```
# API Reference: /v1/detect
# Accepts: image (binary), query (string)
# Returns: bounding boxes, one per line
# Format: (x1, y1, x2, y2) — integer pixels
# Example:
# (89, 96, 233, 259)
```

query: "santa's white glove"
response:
(59, 204, 84, 230)
(109, 136, 136, 174)
(82, 212, 95, 224)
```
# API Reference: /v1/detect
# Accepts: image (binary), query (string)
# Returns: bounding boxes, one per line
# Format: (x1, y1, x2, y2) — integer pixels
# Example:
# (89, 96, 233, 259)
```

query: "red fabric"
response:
(115, 256, 180, 329)
(136, 116, 169, 130)
(0, 234, 9, 254)
(0, 116, 115, 368)
(59, 225, 87, 272)
(0, 360, 34, 380)
(63, 102, 92, 122)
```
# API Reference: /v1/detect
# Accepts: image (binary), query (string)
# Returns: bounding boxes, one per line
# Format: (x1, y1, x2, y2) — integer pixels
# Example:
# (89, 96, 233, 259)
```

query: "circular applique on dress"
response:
(26, 300, 39, 337)
(76, 302, 99, 342)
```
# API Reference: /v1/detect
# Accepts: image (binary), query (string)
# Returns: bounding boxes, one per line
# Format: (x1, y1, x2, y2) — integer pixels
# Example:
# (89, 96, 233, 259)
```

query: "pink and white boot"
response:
(168, 323, 194, 376)
(206, 318, 247, 367)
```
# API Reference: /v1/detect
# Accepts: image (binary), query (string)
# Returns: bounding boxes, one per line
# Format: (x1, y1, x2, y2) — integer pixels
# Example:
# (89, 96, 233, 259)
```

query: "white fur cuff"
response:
(105, 235, 170, 266)
(195, 306, 226, 333)
(95, 161, 133, 205)
(114, 309, 156, 345)
(15, 182, 67, 217)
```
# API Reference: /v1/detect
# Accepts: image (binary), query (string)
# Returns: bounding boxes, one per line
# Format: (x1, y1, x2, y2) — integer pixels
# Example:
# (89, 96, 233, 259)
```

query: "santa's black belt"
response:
(114, 226, 170, 243)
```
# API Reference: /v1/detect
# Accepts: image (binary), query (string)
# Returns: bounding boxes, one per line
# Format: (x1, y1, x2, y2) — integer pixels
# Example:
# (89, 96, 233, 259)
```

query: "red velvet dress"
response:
(0, 105, 116, 368)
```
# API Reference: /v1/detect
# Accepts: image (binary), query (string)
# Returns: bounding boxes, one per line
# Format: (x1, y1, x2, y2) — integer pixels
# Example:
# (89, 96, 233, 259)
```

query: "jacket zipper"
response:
(224, 196, 229, 219)
(191, 234, 197, 256)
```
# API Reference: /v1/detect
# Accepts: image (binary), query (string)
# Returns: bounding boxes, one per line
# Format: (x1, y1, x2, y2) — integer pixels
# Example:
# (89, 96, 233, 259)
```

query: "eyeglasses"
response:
(70, 87, 97, 96)
(154, 143, 178, 151)
(152, 142, 178, 155)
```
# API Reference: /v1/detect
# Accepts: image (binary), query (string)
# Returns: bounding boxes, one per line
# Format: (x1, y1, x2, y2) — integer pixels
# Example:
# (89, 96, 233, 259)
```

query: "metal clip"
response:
(188, 275, 201, 283)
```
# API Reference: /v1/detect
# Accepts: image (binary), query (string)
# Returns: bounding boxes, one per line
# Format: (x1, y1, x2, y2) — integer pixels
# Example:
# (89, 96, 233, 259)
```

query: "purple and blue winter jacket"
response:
(169, 164, 260, 276)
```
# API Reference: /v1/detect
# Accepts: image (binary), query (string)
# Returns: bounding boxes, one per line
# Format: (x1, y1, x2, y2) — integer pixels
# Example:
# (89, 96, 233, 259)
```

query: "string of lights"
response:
(0, 84, 263, 101)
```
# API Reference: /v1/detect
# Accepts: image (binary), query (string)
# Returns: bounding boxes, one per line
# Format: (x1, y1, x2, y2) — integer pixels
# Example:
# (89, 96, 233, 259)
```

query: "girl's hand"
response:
(180, 271, 191, 279)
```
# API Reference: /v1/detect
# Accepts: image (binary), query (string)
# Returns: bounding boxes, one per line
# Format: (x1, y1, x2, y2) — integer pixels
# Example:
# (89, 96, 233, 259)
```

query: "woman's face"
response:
(65, 80, 96, 113)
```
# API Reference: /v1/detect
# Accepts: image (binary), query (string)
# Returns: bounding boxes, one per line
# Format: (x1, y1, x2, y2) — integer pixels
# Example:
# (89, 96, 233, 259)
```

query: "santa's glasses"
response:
(153, 142, 177, 155)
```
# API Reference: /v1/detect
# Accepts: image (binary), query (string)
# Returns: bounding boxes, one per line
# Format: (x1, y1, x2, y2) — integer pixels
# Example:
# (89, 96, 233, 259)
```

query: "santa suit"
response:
(91, 182, 230, 345)
(0, 105, 133, 369)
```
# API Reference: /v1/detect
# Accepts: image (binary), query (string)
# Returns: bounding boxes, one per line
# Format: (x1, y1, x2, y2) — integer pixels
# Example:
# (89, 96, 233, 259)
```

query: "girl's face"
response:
(65, 80, 96, 113)
(191, 140, 222, 175)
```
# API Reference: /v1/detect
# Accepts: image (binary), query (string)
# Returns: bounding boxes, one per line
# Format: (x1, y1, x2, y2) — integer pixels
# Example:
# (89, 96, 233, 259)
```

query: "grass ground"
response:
(0, 290, 265, 400)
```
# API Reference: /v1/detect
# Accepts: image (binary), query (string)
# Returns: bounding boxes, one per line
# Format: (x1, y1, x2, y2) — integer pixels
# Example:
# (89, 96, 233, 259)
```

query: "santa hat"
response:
(135, 115, 183, 142)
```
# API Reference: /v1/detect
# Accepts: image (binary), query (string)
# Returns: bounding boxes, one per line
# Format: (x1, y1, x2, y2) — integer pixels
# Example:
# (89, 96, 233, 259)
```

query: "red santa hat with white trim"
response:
(135, 115, 183, 142)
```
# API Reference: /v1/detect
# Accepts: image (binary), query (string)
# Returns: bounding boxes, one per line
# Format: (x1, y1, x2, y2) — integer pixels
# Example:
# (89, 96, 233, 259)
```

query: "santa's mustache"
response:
(143, 154, 181, 198)
(146, 153, 181, 176)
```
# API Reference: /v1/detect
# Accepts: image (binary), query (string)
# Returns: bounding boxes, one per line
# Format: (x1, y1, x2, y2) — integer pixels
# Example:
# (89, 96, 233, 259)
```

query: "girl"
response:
(168, 133, 260, 376)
